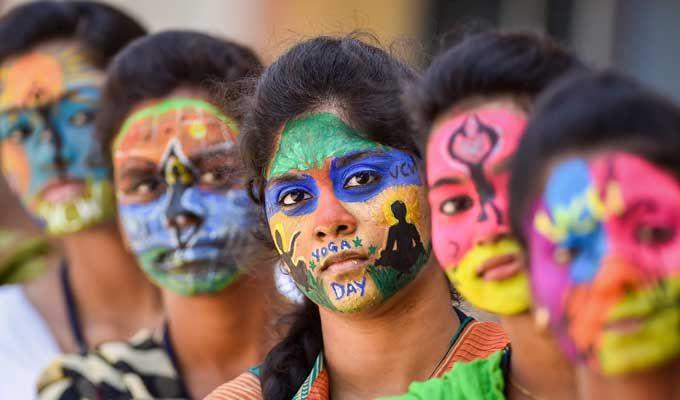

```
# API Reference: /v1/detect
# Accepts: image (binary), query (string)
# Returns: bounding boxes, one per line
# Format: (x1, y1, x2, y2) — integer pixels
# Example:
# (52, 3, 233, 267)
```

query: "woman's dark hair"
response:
(0, 0, 146, 67)
(96, 30, 262, 154)
(405, 31, 584, 143)
(242, 35, 417, 400)
(509, 71, 680, 247)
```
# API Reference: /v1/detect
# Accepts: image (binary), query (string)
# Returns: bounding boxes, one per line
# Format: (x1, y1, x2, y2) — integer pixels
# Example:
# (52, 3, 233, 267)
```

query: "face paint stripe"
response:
(267, 112, 378, 179)
(113, 98, 238, 152)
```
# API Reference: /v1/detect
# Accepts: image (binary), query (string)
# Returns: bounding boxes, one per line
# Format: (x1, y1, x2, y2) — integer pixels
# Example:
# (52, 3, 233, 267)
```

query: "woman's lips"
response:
(604, 317, 646, 334)
(40, 179, 85, 203)
(476, 253, 522, 281)
(321, 251, 369, 274)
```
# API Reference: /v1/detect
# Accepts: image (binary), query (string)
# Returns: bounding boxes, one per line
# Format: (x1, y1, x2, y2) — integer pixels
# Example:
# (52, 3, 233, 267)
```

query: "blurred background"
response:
(3, 0, 679, 97)
(1, 0, 679, 282)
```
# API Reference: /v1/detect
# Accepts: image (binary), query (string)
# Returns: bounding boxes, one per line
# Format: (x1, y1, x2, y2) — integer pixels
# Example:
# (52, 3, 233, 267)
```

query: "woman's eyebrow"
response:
(334, 149, 385, 168)
(430, 176, 464, 189)
(268, 172, 310, 187)
(119, 165, 158, 180)
(189, 145, 238, 165)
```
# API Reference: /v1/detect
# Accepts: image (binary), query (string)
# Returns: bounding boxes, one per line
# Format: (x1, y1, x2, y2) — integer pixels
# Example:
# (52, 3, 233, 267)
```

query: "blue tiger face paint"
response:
(265, 112, 431, 313)
(113, 97, 259, 296)
(0, 42, 114, 235)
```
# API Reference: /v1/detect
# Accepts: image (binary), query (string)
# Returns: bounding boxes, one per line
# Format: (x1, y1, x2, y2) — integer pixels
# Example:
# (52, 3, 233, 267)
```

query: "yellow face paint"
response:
(447, 239, 531, 315)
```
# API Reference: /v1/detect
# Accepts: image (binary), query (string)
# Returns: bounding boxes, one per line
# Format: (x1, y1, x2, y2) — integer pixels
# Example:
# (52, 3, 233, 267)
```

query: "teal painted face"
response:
(265, 112, 432, 313)
(0, 42, 114, 235)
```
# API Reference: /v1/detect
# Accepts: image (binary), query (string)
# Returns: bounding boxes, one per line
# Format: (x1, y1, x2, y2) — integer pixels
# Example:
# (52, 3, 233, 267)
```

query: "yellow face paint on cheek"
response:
(598, 277, 680, 375)
(449, 239, 531, 315)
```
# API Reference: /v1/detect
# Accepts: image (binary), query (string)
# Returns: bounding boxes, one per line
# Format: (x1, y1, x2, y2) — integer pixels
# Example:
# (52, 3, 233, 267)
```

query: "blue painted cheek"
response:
(331, 149, 422, 203)
(265, 175, 319, 217)
(182, 187, 259, 243)
(119, 193, 174, 254)
(545, 158, 591, 213)
(566, 223, 607, 284)
(53, 90, 110, 182)
(5, 113, 58, 197)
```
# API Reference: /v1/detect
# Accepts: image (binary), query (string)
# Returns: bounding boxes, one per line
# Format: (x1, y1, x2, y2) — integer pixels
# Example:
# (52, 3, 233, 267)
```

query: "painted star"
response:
(368, 245, 377, 255)
(353, 237, 363, 247)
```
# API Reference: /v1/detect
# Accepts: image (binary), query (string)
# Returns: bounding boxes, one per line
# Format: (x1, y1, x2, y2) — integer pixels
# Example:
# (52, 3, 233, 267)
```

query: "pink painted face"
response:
(527, 152, 680, 375)
(426, 105, 531, 315)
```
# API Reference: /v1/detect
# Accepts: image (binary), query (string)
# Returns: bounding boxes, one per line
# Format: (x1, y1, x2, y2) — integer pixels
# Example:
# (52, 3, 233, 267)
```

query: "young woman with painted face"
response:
(0, 2, 160, 398)
(510, 72, 680, 400)
(36, 31, 280, 400)
(206, 36, 508, 400)
(388, 32, 584, 400)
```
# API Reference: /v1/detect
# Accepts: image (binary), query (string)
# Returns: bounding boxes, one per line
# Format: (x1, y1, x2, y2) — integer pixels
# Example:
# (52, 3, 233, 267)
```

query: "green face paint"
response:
(267, 112, 378, 178)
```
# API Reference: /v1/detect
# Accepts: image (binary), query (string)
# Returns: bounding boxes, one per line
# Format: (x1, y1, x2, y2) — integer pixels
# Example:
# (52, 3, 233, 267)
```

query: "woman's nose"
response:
(312, 188, 357, 241)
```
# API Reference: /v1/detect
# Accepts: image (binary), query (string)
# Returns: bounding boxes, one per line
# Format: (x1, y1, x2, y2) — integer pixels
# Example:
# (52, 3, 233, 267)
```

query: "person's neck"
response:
(578, 359, 680, 400)
(63, 223, 161, 333)
(502, 313, 576, 400)
(165, 268, 275, 399)
(321, 262, 458, 400)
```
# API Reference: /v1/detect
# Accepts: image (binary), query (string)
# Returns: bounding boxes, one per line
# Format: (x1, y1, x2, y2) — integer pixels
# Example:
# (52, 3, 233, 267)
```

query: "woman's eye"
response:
(636, 225, 675, 246)
(280, 190, 311, 206)
(8, 125, 31, 143)
(553, 246, 577, 265)
(131, 179, 161, 196)
(344, 171, 379, 188)
(200, 167, 237, 187)
(69, 110, 94, 127)
(439, 195, 473, 216)
(201, 172, 219, 184)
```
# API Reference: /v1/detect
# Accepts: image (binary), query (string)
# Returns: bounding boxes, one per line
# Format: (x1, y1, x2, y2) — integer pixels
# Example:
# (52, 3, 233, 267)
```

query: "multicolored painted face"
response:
(527, 152, 680, 375)
(427, 105, 530, 315)
(265, 112, 431, 313)
(0, 42, 114, 235)
(113, 97, 259, 296)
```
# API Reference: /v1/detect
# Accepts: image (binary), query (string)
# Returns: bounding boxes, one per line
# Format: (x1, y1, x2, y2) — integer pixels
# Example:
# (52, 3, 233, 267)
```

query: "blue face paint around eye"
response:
(543, 157, 606, 283)
(331, 149, 422, 203)
(265, 175, 320, 217)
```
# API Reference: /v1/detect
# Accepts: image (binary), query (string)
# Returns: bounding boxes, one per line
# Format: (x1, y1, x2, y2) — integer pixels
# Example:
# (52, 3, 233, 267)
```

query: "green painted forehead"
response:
(267, 112, 378, 179)
(113, 97, 236, 151)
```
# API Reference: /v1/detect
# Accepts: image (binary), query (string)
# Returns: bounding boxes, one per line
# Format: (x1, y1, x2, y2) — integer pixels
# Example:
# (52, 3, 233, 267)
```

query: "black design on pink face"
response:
(447, 114, 501, 223)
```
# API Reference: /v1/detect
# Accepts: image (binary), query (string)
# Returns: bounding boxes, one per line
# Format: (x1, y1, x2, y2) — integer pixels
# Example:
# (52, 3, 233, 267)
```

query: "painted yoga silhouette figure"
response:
(376, 200, 425, 275)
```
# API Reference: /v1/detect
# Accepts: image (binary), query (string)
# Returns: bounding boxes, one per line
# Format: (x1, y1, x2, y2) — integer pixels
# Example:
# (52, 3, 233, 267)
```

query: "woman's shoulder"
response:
(452, 319, 510, 361)
(37, 329, 183, 400)
(433, 314, 509, 378)
(382, 349, 508, 400)
(204, 370, 262, 400)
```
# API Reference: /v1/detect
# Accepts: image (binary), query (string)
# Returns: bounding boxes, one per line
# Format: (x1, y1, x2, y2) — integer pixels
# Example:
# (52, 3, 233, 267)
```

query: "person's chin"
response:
(151, 263, 241, 296)
(448, 257, 531, 315)
(140, 251, 240, 296)
(598, 292, 680, 375)
(34, 180, 116, 235)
